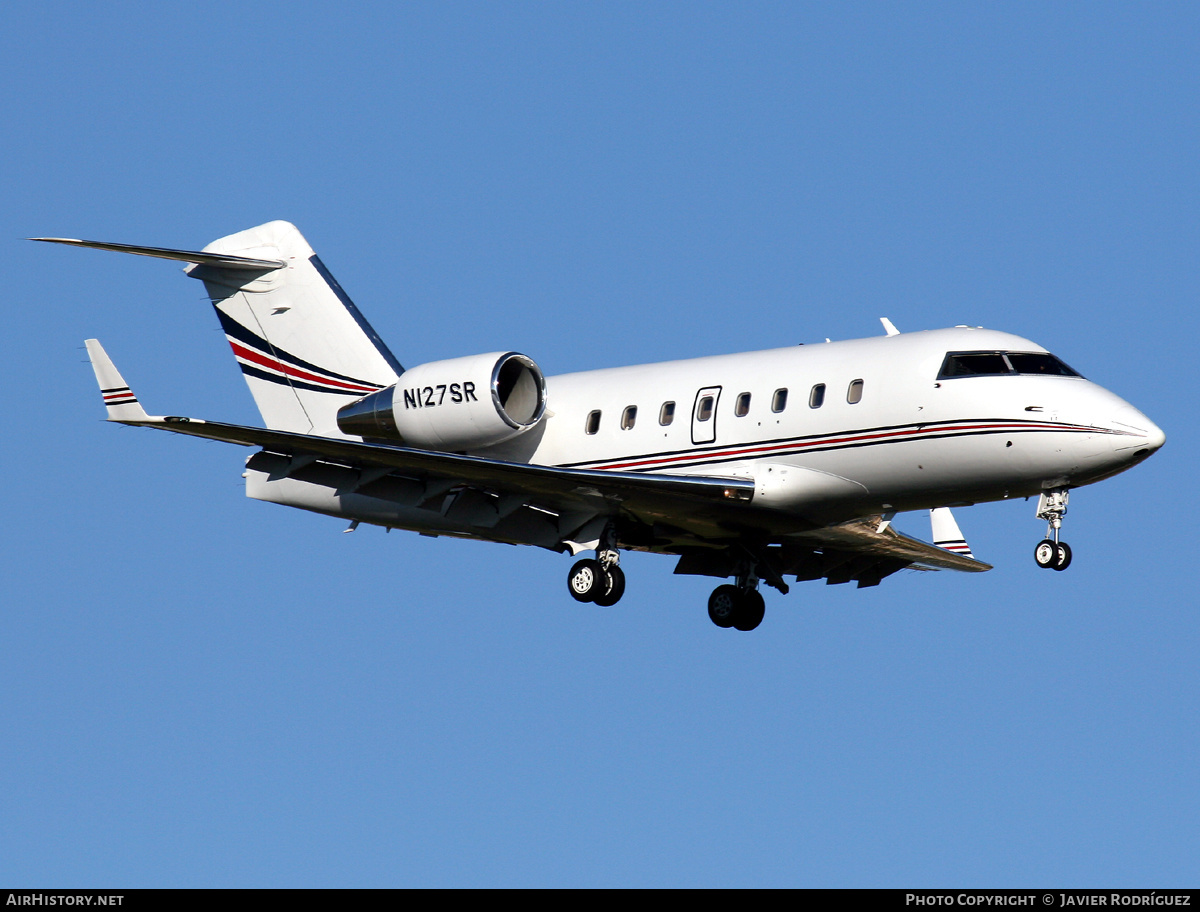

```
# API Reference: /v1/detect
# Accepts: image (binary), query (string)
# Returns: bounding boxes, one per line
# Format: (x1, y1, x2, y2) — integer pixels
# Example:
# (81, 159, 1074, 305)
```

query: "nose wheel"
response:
(1034, 538, 1072, 571)
(1034, 489, 1073, 571)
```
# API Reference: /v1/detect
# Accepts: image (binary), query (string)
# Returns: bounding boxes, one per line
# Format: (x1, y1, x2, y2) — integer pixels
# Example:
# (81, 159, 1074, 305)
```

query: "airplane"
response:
(38, 221, 1166, 631)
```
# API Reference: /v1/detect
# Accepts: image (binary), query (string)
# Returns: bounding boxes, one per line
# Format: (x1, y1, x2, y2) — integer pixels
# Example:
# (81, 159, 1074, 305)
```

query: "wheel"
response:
(707, 585, 741, 628)
(567, 558, 603, 602)
(1034, 539, 1058, 569)
(733, 589, 765, 631)
(593, 565, 626, 606)
(1053, 541, 1072, 571)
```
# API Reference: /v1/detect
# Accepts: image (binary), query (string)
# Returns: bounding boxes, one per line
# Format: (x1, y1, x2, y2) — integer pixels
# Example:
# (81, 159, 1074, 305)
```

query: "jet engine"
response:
(336, 351, 547, 451)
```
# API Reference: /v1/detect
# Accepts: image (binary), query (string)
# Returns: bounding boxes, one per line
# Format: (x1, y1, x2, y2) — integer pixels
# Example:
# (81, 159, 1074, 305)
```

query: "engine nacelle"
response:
(336, 351, 547, 451)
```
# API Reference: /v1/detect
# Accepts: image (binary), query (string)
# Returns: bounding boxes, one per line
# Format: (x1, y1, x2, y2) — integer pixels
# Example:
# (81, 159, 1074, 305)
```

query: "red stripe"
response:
(229, 341, 379, 393)
(587, 421, 1103, 471)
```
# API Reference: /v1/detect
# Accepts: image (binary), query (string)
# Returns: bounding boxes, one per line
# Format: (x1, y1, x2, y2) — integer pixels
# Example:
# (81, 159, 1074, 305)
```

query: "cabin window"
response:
(659, 401, 675, 426)
(772, 388, 788, 412)
(847, 379, 864, 404)
(621, 405, 637, 430)
(734, 392, 751, 417)
(696, 396, 714, 422)
(585, 410, 601, 435)
(809, 384, 825, 408)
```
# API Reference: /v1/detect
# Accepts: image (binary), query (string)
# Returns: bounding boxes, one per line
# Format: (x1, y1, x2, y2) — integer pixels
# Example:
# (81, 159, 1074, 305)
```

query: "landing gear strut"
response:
(1034, 489, 1073, 571)
(708, 562, 765, 631)
(566, 524, 626, 605)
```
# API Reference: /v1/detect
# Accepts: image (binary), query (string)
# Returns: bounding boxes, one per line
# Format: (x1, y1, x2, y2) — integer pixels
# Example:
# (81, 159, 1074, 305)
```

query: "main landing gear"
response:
(566, 525, 625, 606)
(707, 559, 768, 631)
(1034, 489, 1073, 571)
(564, 529, 776, 630)
(707, 584, 765, 631)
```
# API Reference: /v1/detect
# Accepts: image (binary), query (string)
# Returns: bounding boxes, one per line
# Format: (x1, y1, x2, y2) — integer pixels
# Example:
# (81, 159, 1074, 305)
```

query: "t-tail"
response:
(38, 221, 404, 437)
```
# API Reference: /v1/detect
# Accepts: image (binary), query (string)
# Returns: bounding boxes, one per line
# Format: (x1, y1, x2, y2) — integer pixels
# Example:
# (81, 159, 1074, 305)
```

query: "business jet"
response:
(38, 221, 1165, 631)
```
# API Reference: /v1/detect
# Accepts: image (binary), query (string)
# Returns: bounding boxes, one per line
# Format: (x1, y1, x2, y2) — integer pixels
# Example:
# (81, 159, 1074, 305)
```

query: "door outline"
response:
(691, 386, 722, 445)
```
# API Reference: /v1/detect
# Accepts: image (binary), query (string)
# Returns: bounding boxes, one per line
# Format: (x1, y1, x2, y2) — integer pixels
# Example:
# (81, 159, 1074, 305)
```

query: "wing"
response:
(85, 340, 755, 552)
(787, 514, 990, 574)
(86, 339, 991, 581)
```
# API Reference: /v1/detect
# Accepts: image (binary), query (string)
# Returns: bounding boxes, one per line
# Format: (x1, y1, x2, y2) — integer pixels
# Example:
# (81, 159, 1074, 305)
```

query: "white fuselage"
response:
(495, 326, 1162, 523)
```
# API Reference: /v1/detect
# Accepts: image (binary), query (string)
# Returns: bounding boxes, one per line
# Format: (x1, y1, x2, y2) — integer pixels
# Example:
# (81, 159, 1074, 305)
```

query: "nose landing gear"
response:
(1034, 489, 1073, 571)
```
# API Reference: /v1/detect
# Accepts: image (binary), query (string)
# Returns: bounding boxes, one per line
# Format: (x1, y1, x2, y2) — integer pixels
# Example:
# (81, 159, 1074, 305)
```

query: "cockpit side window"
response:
(938, 352, 1010, 378)
(1006, 352, 1081, 377)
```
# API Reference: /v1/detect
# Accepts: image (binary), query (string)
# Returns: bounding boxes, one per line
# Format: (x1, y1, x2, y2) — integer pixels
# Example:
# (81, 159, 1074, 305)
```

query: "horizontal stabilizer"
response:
(32, 237, 285, 270)
(85, 339, 149, 422)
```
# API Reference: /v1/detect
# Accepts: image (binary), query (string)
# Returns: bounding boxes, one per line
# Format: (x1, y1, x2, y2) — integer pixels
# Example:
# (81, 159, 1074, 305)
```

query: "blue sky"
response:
(2, 2, 1196, 887)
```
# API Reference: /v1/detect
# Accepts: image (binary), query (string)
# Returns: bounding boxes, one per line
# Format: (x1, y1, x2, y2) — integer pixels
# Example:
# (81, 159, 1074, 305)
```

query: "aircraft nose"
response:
(1110, 406, 1165, 462)
(1143, 418, 1166, 453)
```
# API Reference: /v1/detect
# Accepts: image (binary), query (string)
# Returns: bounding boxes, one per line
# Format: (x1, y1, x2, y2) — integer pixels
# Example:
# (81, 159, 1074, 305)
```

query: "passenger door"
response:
(691, 386, 721, 445)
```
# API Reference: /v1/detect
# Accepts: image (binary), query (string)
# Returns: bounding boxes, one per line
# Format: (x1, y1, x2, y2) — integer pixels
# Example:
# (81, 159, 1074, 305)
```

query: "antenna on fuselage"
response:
(880, 317, 900, 336)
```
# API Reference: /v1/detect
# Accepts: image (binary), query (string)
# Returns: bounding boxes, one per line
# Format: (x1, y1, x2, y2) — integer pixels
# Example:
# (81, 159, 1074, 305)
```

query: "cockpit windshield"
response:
(938, 351, 1081, 380)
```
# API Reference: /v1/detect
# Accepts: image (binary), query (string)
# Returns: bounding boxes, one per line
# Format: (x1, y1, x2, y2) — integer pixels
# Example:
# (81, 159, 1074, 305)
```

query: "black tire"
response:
(1034, 539, 1058, 569)
(733, 589, 765, 631)
(707, 585, 741, 628)
(1053, 541, 1073, 571)
(594, 565, 626, 606)
(567, 558, 603, 602)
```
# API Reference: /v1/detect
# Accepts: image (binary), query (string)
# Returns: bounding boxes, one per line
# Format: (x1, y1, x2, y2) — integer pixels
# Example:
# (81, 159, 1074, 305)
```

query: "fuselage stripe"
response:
(215, 311, 387, 389)
(237, 362, 368, 396)
(229, 341, 382, 394)
(565, 419, 1124, 473)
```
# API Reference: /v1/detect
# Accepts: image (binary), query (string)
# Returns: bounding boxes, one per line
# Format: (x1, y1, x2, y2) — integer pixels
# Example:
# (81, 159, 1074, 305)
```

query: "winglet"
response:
(930, 506, 976, 559)
(85, 339, 149, 422)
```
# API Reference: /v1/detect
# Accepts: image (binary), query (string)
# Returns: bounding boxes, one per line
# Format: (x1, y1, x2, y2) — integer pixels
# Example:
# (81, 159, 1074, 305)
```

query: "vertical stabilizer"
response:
(187, 221, 403, 437)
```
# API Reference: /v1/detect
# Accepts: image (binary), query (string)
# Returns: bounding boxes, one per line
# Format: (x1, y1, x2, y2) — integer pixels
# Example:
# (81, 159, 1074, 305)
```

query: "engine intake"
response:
(337, 351, 547, 451)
